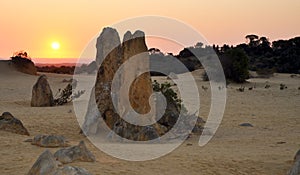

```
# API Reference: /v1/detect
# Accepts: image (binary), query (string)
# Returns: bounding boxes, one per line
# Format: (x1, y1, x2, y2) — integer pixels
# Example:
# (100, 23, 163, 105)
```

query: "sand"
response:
(0, 66, 299, 174)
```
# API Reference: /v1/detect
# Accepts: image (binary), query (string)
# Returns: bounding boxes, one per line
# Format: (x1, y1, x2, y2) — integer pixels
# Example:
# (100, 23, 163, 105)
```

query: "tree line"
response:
(150, 35, 300, 83)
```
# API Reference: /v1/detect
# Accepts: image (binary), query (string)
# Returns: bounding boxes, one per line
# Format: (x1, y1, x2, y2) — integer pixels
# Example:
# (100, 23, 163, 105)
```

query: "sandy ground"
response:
(0, 66, 299, 175)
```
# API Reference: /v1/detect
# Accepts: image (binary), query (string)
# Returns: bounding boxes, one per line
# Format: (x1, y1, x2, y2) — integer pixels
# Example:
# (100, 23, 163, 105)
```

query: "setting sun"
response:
(51, 42, 60, 50)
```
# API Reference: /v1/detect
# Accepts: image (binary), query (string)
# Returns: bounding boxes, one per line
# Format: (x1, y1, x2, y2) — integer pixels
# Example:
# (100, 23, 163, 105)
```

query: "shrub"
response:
(54, 80, 85, 105)
(220, 48, 249, 83)
(152, 80, 187, 113)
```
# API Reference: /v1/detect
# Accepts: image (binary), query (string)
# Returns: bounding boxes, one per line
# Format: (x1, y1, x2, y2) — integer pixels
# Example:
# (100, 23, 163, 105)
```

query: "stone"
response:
(81, 87, 103, 136)
(156, 99, 179, 129)
(0, 112, 29, 135)
(84, 27, 156, 141)
(295, 149, 300, 162)
(27, 150, 93, 175)
(121, 30, 153, 115)
(31, 75, 54, 107)
(107, 121, 163, 142)
(54, 141, 95, 164)
(62, 79, 73, 83)
(100, 30, 154, 141)
(167, 72, 178, 79)
(27, 150, 59, 175)
(83, 28, 204, 142)
(30, 135, 69, 148)
(95, 27, 121, 66)
(288, 158, 300, 175)
(94, 27, 122, 130)
(54, 166, 92, 175)
(86, 61, 98, 74)
(239, 123, 254, 127)
(137, 125, 160, 141)
(192, 117, 205, 134)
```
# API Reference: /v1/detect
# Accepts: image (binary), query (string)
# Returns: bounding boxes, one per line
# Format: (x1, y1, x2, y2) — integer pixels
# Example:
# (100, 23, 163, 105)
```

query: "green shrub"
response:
(220, 48, 249, 83)
(152, 80, 187, 113)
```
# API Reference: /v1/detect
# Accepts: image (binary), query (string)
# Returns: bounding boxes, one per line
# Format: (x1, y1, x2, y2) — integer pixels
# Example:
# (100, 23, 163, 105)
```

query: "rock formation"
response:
(81, 87, 102, 136)
(121, 30, 153, 115)
(95, 27, 121, 66)
(93, 27, 122, 130)
(167, 72, 178, 79)
(55, 166, 92, 175)
(27, 135, 69, 148)
(288, 149, 300, 175)
(27, 150, 92, 175)
(295, 149, 300, 162)
(83, 27, 203, 141)
(27, 150, 59, 175)
(0, 112, 29, 135)
(85, 28, 159, 141)
(54, 141, 95, 164)
(288, 161, 300, 175)
(31, 75, 54, 107)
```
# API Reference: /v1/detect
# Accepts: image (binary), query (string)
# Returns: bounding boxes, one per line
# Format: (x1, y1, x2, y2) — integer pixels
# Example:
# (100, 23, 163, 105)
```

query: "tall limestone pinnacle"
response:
(83, 27, 158, 140)
(121, 30, 152, 115)
(82, 27, 203, 140)
(94, 27, 122, 131)
(95, 27, 121, 66)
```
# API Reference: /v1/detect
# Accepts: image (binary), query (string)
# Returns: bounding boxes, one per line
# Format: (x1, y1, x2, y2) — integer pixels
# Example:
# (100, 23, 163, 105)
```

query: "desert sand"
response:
(0, 64, 299, 175)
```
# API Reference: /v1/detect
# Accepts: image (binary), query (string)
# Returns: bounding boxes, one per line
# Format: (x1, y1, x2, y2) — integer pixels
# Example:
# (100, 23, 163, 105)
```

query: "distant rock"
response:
(239, 123, 254, 127)
(0, 112, 29, 135)
(54, 141, 95, 164)
(28, 135, 69, 148)
(62, 78, 73, 83)
(167, 72, 178, 79)
(27, 150, 93, 175)
(31, 75, 54, 107)
(75, 61, 98, 74)
(86, 61, 98, 74)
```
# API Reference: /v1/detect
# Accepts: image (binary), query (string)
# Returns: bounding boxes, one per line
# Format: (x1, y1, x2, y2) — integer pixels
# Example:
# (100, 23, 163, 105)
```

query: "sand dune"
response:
(0, 66, 299, 174)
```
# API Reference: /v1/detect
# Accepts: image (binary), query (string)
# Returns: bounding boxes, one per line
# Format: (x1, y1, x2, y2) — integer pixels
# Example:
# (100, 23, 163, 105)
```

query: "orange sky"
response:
(0, 0, 299, 63)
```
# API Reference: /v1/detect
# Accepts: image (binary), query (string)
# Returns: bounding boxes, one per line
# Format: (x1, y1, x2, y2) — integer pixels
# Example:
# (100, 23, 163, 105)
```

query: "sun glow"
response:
(51, 42, 60, 50)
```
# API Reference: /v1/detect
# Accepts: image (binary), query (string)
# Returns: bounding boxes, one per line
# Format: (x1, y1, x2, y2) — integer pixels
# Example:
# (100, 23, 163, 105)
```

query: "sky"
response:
(0, 0, 299, 63)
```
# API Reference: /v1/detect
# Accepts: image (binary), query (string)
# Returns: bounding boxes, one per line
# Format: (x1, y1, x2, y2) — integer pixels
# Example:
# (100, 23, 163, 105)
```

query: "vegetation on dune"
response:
(36, 65, 75, 74)
(236, 35, 300, 74)
(17, 35, 299, 83)
(10, 50, 37, 75)
(150, 35, 300, 83)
